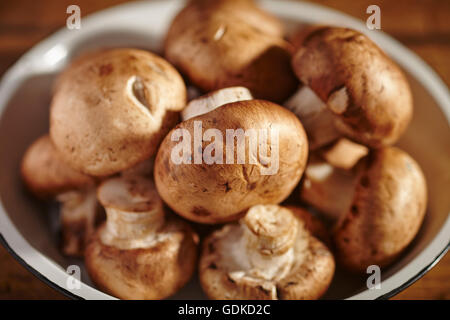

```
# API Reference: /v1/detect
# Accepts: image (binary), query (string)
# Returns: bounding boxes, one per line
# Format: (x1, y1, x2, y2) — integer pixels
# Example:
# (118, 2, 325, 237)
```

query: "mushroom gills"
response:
(284, 86, 340, 149)
(181, 87, 253, 120)
(218, 205, 307, 283)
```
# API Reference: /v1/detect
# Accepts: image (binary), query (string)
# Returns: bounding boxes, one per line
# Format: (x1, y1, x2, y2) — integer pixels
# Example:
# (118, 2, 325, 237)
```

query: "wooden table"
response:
(0, 0, 448, 300)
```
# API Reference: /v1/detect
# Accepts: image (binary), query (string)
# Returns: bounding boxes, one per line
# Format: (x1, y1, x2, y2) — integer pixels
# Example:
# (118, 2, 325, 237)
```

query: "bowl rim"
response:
(0, 0, 449, 300)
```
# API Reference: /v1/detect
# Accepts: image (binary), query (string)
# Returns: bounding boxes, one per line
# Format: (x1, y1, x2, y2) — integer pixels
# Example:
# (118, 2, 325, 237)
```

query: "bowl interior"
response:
(0, 1, 449, 299)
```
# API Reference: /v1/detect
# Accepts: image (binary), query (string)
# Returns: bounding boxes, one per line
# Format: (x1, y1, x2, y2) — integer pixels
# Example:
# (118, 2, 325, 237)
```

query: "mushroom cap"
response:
(50, 48, 186, 176)
(292, 26, 413, 148)
(84, 217, 198, 300)
(333, 147, 427, 272)
(21, 135, 95, 198)
(199, 205, 335, 300)
(187, 0, 284, 38)
(154, 100, 308, 223)
(165, 0, 298, 102)
(286, 206, 331, 247)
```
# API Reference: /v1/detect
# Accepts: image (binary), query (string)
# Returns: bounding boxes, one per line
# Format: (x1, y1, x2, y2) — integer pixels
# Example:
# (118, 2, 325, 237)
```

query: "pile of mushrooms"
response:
(20, 0, 427, 300)
(21, 135, 102, 257)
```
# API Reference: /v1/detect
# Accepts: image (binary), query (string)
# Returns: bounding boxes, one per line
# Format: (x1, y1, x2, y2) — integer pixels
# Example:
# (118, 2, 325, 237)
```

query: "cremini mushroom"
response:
(85, 175, 198, 300)
(21, 135, 94, 198)
(199, 204, 335, 299)
(21, 135, 102, 257)
(154, 93, 308, 224)
(165, 0, 298, 102)
(286, 26, 413, 149)
(50, 48, 186, 176)
(300, 147, 427, 272)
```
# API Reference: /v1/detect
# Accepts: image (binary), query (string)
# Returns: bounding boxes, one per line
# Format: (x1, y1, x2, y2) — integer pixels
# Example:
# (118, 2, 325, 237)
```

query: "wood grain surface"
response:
(0, 0, 448, 300)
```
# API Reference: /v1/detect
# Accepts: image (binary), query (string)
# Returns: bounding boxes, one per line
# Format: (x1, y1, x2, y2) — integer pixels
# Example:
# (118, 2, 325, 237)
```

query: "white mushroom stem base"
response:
(221, 205, 307, 283)
(101, 207, 166, 250)
(319, 138, 368, 170)
(97, 176, 167, 250)
(181, 87, 253, 120)
(284, 86, 341, 150)
(301, 158, 360, 225)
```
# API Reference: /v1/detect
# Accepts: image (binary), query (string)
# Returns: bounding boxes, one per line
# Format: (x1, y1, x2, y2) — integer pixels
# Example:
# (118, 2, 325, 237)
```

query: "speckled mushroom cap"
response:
(164, 0, 298, 102)
(199, 204, 335, 300)
(85, 175, 198, 299)
(285, 206, 331, 247)
(334, 148, 427, 272)
(50, 48, 186, 177)
(154, 99, 308, 224)
(21, 135, 95, 198)
(291, 26, 413, 148)
(301, 147, 427, 272)
(186, 0, 284, 38)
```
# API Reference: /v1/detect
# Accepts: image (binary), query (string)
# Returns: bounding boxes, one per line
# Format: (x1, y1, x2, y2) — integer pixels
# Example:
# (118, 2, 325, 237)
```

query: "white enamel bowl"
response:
(0, 0, 449, 300)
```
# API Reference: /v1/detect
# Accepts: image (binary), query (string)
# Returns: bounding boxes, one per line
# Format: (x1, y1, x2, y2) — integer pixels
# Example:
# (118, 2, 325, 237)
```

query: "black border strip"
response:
(0, 233, 82, 300)
(1, 232, 449, 300)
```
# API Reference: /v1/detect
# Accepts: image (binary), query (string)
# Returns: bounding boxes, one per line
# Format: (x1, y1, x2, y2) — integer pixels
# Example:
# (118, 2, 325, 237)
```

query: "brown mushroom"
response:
(164, 0, 298, 102)
(50, 48, 186, 176)
(199, 204, 335, 299)
(154, 95, 308, 224)
(300, 147, 427, 272)
(85, 175, 198, 299)
(21, 135, 94, 198)
(21, 135, 102, 257)
(286, 26, 413, 149)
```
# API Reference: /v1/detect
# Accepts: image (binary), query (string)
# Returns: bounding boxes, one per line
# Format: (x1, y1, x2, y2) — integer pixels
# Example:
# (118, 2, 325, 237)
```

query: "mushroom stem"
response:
(104, 206, 164, 241)
(301, 157, 360, 224)
(97, 176, 166, 249)
(319, 138, 368, 170)
(181, 87, 253, 120)
(239, 205, 298, 280)
(284, 86, 340, 150)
